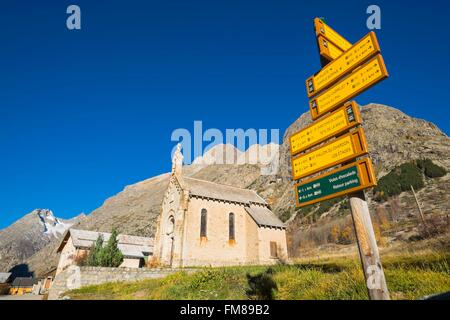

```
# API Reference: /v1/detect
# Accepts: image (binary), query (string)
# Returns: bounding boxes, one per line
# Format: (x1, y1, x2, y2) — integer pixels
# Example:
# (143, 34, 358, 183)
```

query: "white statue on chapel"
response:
(172, 143, 184, 176)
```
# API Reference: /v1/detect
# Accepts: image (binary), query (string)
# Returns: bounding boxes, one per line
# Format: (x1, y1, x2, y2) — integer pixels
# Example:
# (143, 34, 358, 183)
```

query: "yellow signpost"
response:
(307, 32, 381, 98)
(316, 35, 345, 61)
(290, 17, 391, 300)
(295, 158, 377, 208)
(314, 18, 352, 53)
(290, 101, 361, 156)
(291, 128, 369, 180)
(309, 54, 388, 120)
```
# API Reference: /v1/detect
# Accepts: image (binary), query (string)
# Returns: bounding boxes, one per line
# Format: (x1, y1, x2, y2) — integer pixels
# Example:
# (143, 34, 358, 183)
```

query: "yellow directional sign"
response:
(309, 54, 388, 120)
(295, 158, 377, 208)
(317, 35, 345, 61)
(307, 32, 381, 98)
(314, 18, 352, 52)
(290, 101, 361, 156)
(291, 128, 369, 180)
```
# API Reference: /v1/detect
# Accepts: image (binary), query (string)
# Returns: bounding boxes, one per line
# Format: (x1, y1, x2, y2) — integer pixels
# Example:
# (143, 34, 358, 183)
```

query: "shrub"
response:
(416, 159, 446, 178)
(328, 226, 340, 244)
(397, 163, 424, 191)
(323, 217, 356, 245)
(375, 206, 390, 230)
(374, 163, 424, 202)
(338, 225, 355, 245)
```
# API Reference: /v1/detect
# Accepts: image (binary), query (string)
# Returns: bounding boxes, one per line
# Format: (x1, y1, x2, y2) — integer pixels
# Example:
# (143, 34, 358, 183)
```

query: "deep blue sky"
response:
(1, 0, 449, 229)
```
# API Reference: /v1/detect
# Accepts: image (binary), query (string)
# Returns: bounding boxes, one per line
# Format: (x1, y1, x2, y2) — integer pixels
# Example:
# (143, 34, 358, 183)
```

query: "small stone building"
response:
(153, 145, 288, 267)
(56, 229, 154, 275)
(9, 277, 38, 295)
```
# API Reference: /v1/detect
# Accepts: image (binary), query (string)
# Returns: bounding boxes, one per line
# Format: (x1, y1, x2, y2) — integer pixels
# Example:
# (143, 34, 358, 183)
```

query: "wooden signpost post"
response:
(290, 18, 391, 300)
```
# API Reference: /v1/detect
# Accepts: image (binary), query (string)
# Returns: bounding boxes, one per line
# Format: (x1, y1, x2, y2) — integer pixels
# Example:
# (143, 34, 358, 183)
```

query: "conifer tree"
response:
(86, 235, 104, 266)
(99, 229, 123, 267)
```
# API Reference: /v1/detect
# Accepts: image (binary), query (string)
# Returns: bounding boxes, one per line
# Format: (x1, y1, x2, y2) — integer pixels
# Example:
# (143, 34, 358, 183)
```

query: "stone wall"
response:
(48, 266, 194, 300)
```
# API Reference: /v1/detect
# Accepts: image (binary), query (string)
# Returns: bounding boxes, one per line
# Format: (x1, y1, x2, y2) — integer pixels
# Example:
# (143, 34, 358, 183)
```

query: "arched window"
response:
(200, 209, 207, 238)
(166, 215, 175, 234)
(229, 213, 235, 242)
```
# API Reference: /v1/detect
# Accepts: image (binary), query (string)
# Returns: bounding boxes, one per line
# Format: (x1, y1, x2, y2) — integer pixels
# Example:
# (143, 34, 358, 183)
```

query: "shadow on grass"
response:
(246, 268, 277, 300)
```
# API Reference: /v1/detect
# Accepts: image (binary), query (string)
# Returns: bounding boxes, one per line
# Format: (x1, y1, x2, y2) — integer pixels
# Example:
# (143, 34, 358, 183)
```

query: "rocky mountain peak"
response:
(0, 209, 84, 274)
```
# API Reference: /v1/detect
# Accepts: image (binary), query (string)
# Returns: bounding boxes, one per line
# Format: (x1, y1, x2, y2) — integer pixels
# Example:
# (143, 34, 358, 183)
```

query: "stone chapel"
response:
(153, 145, 288, 267)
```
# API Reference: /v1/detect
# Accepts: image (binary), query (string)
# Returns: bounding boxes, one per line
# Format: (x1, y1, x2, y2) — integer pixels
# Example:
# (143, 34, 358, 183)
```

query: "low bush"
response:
(374, 160, 446, 202)
(374, 163, 424, 202)
(416, 159, 446, 178)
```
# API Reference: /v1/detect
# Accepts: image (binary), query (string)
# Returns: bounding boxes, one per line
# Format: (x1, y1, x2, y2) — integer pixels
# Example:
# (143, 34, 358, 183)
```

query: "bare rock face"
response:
(4, 103, 449, 276)
(361, 104, 450, 174)
(280, 103, 449, 179)
(268, 103, 450, 216)
(0, 209, 84, 275)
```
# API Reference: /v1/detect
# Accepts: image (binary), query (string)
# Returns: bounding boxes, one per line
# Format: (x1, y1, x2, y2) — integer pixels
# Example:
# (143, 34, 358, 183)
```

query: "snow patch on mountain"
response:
(36, 209, 73, 238)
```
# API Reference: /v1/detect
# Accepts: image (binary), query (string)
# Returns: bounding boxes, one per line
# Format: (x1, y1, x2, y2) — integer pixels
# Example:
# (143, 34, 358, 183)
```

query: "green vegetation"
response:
(85, 229, 123, 267)
(66, 252, 449, 300)
(416, 159, 446, 178)
(374, 159, 446, 202)
(374, 163, 424, 202)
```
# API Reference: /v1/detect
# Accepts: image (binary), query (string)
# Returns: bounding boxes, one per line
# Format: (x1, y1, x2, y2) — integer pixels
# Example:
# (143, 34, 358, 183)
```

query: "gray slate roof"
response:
(245, 206, 286, 229)
(179, 176, 284, 228)
(183, 177, 267, 205)
(11, 277, 38, 288)
(58, 229, 153, 258)
(0, 272, 11, 284)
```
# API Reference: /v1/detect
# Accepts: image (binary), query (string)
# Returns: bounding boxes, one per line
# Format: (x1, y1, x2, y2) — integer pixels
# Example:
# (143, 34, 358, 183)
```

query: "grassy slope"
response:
(66, 251, 450, 300)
